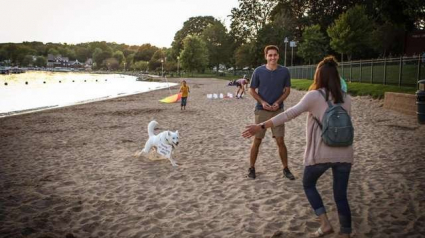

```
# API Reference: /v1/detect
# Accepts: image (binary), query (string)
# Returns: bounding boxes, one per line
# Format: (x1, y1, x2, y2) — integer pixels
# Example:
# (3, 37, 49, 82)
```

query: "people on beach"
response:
(179, 80, 190, 110)
(242, 55, 354, 238)
(235, 75, 249, 99)
(246, 45, 295, 180)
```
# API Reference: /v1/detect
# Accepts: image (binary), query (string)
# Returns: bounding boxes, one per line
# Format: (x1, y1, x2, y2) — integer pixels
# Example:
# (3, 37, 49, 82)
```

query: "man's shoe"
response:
(283, 168, 295, 180)
(248, 167, 256, 179)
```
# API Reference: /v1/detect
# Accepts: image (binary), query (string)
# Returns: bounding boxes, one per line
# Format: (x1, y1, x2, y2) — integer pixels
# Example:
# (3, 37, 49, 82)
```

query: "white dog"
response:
(137, 120, 179, 167)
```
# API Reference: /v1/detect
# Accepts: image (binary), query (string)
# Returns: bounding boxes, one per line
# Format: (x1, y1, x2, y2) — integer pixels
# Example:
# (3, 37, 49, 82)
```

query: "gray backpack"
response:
(313, 90, 354, 147)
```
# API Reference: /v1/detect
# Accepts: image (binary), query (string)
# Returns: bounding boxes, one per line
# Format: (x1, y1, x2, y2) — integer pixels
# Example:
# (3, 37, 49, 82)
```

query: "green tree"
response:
(123, 45, 139, 57)
(230, 0, 277, 42)
(93, 47, 113, 69)
(327, 5, 374, 60)
(75, 47, 90, 62)
(113, 50, 125, 64)
(171, 16, 217, 59)
(47, 48, 59, 56)
(234, 42, 255, 69)
(34, 56, 47, 67)
(131, 61, 149, 71)
(22, 55, 34, 67)
(0, 48, 8, 62)
(180, 36, 209, 74)
(104, 58, 119, 70)
(201, 21, 232, 71)
(149, 49, 165, 71)
(372, 0, 425, 31)
(298, 25, 328, 64)
(134, 44, 158, 62)
(371, 21, 405, 57)
(126, 53, 135, 70)
(252, 23, 291, 66)
(269, 0, 310, 38)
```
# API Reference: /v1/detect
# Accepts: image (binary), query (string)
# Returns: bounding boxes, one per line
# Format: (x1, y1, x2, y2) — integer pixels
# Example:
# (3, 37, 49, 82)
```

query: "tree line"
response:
(0, 0, 423, 73)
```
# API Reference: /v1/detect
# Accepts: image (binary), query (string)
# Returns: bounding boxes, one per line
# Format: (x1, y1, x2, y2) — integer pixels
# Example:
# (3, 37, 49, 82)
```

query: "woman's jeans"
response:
(303, 163, 352, 234)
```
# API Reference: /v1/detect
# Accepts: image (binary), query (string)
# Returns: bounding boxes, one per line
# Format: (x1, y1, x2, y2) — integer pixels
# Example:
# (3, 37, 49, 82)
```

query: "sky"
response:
(0, 0, 239, 48)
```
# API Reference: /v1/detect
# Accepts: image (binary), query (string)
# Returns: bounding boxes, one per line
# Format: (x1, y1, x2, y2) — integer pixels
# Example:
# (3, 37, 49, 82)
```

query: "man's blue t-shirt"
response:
(250, 65, 291, 110)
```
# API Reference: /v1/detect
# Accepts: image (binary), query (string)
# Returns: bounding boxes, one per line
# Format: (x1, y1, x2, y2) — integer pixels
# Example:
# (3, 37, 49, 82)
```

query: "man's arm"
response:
(249, 87, 272, 110)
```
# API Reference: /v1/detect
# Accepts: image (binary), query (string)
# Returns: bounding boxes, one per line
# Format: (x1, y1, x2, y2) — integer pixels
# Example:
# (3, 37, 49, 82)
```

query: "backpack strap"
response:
(317, 89, 333, 107)
(312, 114, 322, 129)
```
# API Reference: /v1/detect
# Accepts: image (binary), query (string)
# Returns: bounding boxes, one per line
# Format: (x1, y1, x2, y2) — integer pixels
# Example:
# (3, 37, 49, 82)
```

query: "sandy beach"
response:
(1, 77, 424, 238)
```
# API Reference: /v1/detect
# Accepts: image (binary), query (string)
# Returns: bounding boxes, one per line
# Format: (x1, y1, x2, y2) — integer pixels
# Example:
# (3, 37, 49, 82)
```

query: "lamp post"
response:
(123, 62, 126, 72)
(290, 40, 296, 66)
(177, 56, 180, 77)
(161, 59, 164, 78)
(284, 37, 288, 67)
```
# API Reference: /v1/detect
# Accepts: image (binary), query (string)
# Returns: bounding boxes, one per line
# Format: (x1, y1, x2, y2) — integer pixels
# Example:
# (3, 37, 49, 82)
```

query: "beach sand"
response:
(0, 77, 424, 238)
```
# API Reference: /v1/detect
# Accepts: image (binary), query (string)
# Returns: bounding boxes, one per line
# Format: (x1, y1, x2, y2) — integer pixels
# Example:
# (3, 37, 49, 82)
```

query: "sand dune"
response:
(0, 77, 424, 238)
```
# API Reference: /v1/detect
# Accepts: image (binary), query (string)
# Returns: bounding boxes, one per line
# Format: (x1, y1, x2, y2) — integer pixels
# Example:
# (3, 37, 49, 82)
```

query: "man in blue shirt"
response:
(247, 45, 295, 180)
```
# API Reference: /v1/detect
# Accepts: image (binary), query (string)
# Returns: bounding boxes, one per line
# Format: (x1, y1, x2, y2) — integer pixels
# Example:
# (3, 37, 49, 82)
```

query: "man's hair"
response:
(264, 45, 279, 56)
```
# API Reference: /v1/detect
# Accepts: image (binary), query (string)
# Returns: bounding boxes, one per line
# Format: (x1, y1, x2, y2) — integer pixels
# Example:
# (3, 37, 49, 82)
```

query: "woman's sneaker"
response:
(248, 167, 256, 179)
(283, 167, 295, 180)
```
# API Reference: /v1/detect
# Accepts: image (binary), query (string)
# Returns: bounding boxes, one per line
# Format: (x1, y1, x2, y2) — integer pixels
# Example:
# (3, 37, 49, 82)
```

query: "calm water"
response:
(0, 71, 177, 117)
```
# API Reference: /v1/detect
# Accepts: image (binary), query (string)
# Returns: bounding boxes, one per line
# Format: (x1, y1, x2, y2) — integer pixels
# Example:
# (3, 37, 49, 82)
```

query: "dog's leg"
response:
(142, 140, 152, 153)
(168, 156, 178, 167)
(134, 150, 143, 157)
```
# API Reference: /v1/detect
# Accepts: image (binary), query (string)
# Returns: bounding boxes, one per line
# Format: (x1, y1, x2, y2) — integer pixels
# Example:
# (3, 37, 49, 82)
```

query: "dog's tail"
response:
(147, 120, 158, 137)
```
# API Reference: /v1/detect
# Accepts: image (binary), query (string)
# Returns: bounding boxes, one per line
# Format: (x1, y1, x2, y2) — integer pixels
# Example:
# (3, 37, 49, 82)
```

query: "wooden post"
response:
(417, 55, 422, 89)
(383, 57, 387, 85)
(398, 56, 403, 86)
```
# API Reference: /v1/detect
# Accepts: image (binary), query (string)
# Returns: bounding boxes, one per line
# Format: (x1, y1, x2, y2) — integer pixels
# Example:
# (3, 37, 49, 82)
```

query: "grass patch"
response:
(291, 79, 417, 99)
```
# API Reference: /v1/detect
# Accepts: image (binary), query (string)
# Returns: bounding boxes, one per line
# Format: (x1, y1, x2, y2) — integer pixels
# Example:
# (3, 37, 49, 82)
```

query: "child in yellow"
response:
(179, 80, 190, 110)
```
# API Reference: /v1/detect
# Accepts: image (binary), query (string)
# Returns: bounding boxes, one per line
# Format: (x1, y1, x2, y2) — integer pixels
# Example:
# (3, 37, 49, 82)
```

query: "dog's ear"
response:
(176, 130, 179, 135)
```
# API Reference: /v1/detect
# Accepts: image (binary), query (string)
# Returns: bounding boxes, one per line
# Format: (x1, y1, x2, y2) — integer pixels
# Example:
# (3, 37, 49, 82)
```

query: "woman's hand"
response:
(242, 124, 261, 138)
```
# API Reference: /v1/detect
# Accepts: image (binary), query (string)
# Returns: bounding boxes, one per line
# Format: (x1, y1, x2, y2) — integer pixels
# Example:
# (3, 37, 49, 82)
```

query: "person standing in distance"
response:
(179, 80, 190, 110)
(247, 45, 295, 180)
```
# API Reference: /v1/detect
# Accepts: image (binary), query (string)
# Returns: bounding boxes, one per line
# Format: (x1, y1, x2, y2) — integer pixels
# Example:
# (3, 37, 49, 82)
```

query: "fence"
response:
(288, 55, 425, 87)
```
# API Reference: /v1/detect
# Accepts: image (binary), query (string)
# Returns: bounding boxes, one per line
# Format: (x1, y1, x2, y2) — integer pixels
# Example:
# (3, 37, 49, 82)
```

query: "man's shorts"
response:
(254, 109, 285, 139)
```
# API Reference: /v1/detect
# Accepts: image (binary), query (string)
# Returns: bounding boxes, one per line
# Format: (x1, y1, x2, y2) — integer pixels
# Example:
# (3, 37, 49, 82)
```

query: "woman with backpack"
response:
(242, 55, 354, 238)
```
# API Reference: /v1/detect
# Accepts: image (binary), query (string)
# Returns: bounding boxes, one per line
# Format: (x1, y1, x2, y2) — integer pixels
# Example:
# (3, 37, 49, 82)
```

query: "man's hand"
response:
(262, 101, 273, 111)
(270, 103, 279, 111)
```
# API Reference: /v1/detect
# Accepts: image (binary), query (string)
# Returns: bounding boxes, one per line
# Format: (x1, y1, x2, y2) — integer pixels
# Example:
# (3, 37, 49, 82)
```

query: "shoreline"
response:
(0, 77, 424, 237)
(0, 72, 177, 118)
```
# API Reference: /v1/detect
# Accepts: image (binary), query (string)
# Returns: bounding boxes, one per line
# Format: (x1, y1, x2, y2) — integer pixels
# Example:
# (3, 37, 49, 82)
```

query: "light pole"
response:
(290, 40, 296, 66)
(161, 59, 164, 78)
(177, 56, 180, 77)
(284, 37, 288, 67)
(123, 62, 126, 72)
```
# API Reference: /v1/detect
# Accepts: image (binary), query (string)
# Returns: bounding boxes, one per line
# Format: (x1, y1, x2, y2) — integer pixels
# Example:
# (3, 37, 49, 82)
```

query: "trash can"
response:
(417, 79, 425, 124)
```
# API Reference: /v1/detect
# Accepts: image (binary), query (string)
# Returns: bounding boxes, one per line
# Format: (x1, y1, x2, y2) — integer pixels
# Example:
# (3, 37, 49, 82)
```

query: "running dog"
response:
(136, 120, 179, 166)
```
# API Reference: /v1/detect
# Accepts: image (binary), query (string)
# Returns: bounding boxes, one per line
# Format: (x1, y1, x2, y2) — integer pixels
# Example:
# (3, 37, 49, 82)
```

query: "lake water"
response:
(0, 71, 177, 117)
